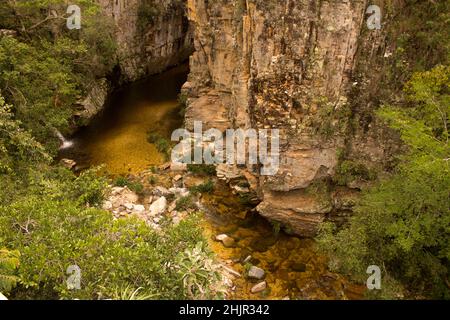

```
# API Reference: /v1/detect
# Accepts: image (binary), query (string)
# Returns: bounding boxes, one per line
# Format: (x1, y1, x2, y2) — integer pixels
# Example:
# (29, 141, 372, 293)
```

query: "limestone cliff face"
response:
(99, 0, 193, 81)
(184, 0, 398, 236)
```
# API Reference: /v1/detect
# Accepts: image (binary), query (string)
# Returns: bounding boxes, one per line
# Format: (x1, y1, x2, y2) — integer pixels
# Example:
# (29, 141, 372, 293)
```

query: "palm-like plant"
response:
(0, 248, 20, 294)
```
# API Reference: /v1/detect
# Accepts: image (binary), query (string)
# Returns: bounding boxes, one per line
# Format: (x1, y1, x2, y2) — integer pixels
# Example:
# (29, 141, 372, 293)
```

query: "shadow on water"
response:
(60, 64, 188, 175)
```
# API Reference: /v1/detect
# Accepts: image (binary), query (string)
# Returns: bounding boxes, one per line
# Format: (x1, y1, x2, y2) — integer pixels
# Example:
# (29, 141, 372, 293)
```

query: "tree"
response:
(0, 248, 20, 293)
(318, 65, 450, 299)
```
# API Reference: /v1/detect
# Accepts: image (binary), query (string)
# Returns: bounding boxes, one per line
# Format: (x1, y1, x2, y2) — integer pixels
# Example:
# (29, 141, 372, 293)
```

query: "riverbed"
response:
(60, 65, 364, 300)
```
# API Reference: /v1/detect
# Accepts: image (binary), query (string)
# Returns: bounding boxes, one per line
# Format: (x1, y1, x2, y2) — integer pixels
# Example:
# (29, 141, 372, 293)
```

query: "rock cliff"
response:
(77, 0, 193, 122)
(183, 0, 400, 236)
(99, 0, 193, 81)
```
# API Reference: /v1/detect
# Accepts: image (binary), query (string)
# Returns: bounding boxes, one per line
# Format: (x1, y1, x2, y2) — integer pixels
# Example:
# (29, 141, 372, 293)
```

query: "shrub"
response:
(318, 66, 450, 299)
(187, 164, 217, 176)
(189, 179, 214, 194)
(114, 176, 143, 194)
(334, 160, 377, 186)
(148, 176, 158, 185)
(175, 195, 197, 211)
(175, 242, 224, 299)
(0, 248, 20, 293)
(0, 197, 217, 300)
(147, 132, 171, 160)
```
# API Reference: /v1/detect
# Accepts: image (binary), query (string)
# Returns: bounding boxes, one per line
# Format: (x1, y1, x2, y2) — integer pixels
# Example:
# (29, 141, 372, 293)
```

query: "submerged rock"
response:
(215, 234, 236, 248)
(250, 281, 267, 294)
(248, 266, 265, 280)
(291, 262, 307, 273)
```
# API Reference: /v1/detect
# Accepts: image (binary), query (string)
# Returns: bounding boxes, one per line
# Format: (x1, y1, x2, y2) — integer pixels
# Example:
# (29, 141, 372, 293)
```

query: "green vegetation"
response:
(176, 195, 197, 211)
(0, 0, 117, 154)
(0, 1, 221, 300)
(187, 164, 217, 176)
(1, 194, 218, 299)
(114, 176, 144, 194)
(147, 131, 172, 161)
(176, 242, 224, 299)
(148, 175, 159, 185)
(0, 248, 20, 292)
(137, 0, 161, 32)
(189, 179, 215, 195)
(334, 160, 377, 186)
(319, 65, 450, 299)
(177, 92, 188, 118)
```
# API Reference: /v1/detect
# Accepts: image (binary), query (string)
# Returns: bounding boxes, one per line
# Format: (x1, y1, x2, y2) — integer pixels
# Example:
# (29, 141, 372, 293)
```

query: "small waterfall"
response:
(54, 128, 74, 150)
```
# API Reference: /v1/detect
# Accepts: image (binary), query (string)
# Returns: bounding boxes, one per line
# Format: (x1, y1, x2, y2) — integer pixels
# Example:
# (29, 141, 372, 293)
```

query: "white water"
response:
(54, 129, 74, 150)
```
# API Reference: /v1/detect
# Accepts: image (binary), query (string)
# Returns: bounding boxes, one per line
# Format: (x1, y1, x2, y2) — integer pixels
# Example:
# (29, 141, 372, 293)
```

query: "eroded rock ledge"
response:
(183, 0, 400, 236)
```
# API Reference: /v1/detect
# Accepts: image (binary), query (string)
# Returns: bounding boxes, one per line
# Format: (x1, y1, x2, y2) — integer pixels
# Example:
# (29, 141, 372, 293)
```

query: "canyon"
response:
(183, 0, 399, 237)
(91, 0, 401, 237)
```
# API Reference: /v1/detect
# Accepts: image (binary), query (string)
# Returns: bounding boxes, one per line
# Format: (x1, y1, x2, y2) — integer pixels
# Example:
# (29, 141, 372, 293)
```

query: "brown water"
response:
(62, 65, 364, 300)
(60, 65, 187, 175)
(200, 182, 364, 300)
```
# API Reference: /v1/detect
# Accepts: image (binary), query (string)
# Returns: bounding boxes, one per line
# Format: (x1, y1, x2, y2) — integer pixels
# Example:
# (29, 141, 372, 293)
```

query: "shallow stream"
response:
(60, 65, 363, 300)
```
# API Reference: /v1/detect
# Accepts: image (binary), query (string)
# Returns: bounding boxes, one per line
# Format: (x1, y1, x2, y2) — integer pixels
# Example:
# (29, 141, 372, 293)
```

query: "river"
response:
(60, 65, 363, 300)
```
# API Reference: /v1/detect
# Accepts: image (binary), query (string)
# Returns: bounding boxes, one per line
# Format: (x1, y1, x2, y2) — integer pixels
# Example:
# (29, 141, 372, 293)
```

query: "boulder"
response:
(169, 187, 190, 198)
(170, 163, 187, 171)
(149, 197, 167, 216)
(102, 201, 113, 211)
(168, 201, 177, 213)
(133, 205, 145, 213)
(111, 187, 124, 195)
(233, 185, 250, 193)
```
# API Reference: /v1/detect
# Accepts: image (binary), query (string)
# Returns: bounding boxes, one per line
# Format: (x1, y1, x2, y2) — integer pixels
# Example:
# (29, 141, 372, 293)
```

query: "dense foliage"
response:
(0, 0, 116, 153)
(319, 65, 450, 299)
(0, 92, 222, 299)
(0, 1, 222, 300)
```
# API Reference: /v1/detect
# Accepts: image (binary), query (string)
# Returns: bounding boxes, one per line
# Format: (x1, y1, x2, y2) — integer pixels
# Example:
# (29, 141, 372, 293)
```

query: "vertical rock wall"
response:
(184, 0, 400, 236)
(99, 0, 193, 81)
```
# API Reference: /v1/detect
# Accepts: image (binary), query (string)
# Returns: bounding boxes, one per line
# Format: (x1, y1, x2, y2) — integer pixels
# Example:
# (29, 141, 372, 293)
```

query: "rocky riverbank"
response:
(96, 163, 365, 299)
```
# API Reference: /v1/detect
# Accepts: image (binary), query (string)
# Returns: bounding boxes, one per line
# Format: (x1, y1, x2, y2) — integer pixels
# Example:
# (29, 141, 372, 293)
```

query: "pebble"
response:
(215, 234, 236, 248)
(248, 266, 265, 280)
(250, 281, 267, 294)
(243, 255, 252, 264)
